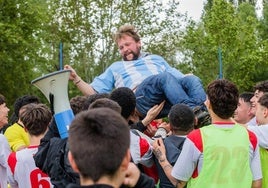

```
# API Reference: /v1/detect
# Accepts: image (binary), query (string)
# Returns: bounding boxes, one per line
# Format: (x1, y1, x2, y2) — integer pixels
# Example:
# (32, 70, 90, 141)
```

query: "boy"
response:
(248, 93, 268, 187)
(0, 94, 11, 188)
(234, 92, 255, 125)
(8, 103, 53, 187)
(249, 80, 268, 126)
(67, 108, 155, 187)
(171, 79, 262, 188)
(153, 104, 195, 188)
(4, 95, 40, 151)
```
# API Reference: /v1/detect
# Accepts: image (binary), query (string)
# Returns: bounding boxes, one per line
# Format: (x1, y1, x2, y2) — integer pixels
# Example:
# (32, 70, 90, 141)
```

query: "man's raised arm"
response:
(64, 65, 97, 96)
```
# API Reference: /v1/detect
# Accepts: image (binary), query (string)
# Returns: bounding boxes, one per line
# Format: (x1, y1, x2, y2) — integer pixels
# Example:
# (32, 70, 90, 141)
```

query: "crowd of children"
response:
(0, 23, 267, 188)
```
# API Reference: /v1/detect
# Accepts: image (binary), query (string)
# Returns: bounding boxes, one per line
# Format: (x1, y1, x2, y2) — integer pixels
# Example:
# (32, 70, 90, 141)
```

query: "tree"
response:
(0, 0, 187, 109)
(0, 0, 50, 109)
(39, 0, 184, 97)
(177, 0, 265, 91)
(255, 0, 268, 82)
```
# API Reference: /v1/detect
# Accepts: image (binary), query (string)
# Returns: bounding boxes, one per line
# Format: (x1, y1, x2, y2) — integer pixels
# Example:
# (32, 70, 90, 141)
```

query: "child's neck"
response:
(29, 134, 44, 147)
(211, 113, 233, 124)
(80, 175, 122, 188)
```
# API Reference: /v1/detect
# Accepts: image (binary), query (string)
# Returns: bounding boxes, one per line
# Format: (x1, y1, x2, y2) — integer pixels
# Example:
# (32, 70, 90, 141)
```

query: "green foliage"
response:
(1, 0, 268, 113)
(0, 0, 50, 111)
(259, 2, 268, 39)
(40, 0, 184, 98)
(178, 0, 267, 91)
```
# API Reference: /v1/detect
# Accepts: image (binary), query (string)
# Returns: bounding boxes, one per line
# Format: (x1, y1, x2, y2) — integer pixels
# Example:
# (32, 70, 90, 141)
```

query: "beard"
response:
(123, 49, 140, 61)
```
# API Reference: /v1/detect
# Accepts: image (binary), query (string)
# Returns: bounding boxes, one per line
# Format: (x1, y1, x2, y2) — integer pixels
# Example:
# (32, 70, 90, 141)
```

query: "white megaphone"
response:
(31, 70, 74, 138)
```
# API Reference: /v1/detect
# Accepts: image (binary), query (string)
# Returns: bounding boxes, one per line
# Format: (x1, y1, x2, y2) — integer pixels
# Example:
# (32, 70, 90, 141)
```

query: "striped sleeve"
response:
(172, 129, 203, 181)
(187, 129, 203, 152)
(8, 152, 17, 175)
(247, 130, 258, 151)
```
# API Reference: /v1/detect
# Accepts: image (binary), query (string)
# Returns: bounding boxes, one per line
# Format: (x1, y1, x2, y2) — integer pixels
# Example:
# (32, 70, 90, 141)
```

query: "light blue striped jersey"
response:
(90, 53, 184, 93)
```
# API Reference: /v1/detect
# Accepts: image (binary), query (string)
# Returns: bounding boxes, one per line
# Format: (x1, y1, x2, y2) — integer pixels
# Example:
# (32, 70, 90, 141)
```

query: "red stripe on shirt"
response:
(187, 129, 203, 152)
(187, 129, 203, 178)
(8, 152, 17, 175)
(247, 130, 258, 150)
(139, 137, 150, 157)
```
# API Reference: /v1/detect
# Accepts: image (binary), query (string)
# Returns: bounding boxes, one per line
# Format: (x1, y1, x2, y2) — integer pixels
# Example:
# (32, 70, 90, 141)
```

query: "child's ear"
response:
(121, 149, 131, 171)
(68, 151, 79, 173)
(205, 98, 210, 109)
(264, 107, 268, 118)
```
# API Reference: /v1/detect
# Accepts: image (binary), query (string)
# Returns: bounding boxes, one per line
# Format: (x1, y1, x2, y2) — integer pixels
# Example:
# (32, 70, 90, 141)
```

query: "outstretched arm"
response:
(64, 65, 97, 96)
(141, 101, 165, 126)
(129, 102, 165, 133)
(153, 138, 186, 187)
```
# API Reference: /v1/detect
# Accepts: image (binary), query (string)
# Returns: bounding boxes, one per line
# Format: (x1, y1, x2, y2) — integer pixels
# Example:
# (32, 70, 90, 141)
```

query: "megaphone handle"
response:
(49, 93, 55, 115)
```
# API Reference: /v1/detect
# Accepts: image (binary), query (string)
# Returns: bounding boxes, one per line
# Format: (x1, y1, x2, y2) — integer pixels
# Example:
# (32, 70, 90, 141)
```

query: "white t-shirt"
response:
(8, 146, 53, 188)
(130, 130, 153, 167)
(247, 117, 257, 126)
(0, 134, 11, 188)
(248, 124, 268, 148)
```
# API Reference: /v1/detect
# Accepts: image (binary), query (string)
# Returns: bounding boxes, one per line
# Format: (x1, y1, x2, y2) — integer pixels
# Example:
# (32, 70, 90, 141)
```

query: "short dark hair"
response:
(239, 92, 254, 103)
(168, 104, 194, 132)
(68, 108, 130, 181)
(253, 80, 268, 93)
(70, 95, 88, 115)
(0, 94, 6, 105)
(258, 93, 268, 108)
(88, 98, 122, 114)
(13, 95, 40, 119)
(110, 87, 136, 119)
(207, 79, 239, 119)
(20, 103, 52, 136)
(82, 93, 110, 111)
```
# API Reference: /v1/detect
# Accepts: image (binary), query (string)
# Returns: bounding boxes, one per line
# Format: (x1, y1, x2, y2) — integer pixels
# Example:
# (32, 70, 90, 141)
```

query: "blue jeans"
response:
(135, 72, 206, 118)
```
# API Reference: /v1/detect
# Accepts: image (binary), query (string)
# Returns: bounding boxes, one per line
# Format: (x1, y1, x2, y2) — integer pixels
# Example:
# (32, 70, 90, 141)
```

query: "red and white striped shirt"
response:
(8, 145, 53, 188)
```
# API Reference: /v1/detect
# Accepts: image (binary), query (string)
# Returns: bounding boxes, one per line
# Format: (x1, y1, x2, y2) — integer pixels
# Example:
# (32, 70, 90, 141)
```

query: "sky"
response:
(178, 0, 263, 20)
(178, 0, 205, 21)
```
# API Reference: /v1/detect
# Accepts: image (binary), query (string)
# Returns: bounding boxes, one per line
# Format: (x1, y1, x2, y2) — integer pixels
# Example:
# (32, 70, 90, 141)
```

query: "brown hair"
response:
(258, 93, 268, 108)
(113, 24, 140, 43)
(207, 79, 239, 119)
(20, 103, 52, 136)
(254, 80, 268, 93)
(88, 98, 122, 114)
(70, 95, 88, 115)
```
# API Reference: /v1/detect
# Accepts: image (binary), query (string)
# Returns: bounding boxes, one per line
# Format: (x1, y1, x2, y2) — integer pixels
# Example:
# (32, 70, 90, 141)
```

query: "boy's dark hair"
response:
(110, 87, 136, 119)
(68, 108, 130, 181)
(0, 94, 6, 105)
(70, 95, 88, 115)
(207, 79, 239, 119)
(239, 92, 254, 103)
(88, 98, 122, 114)
(168, 104, 194, 132)
(12, 95, 40, 123)
(258, 93, 268, 108)
(253, 80, 268, 93)
(20, 103, 52, 136)
(82, 93, 110, 111)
